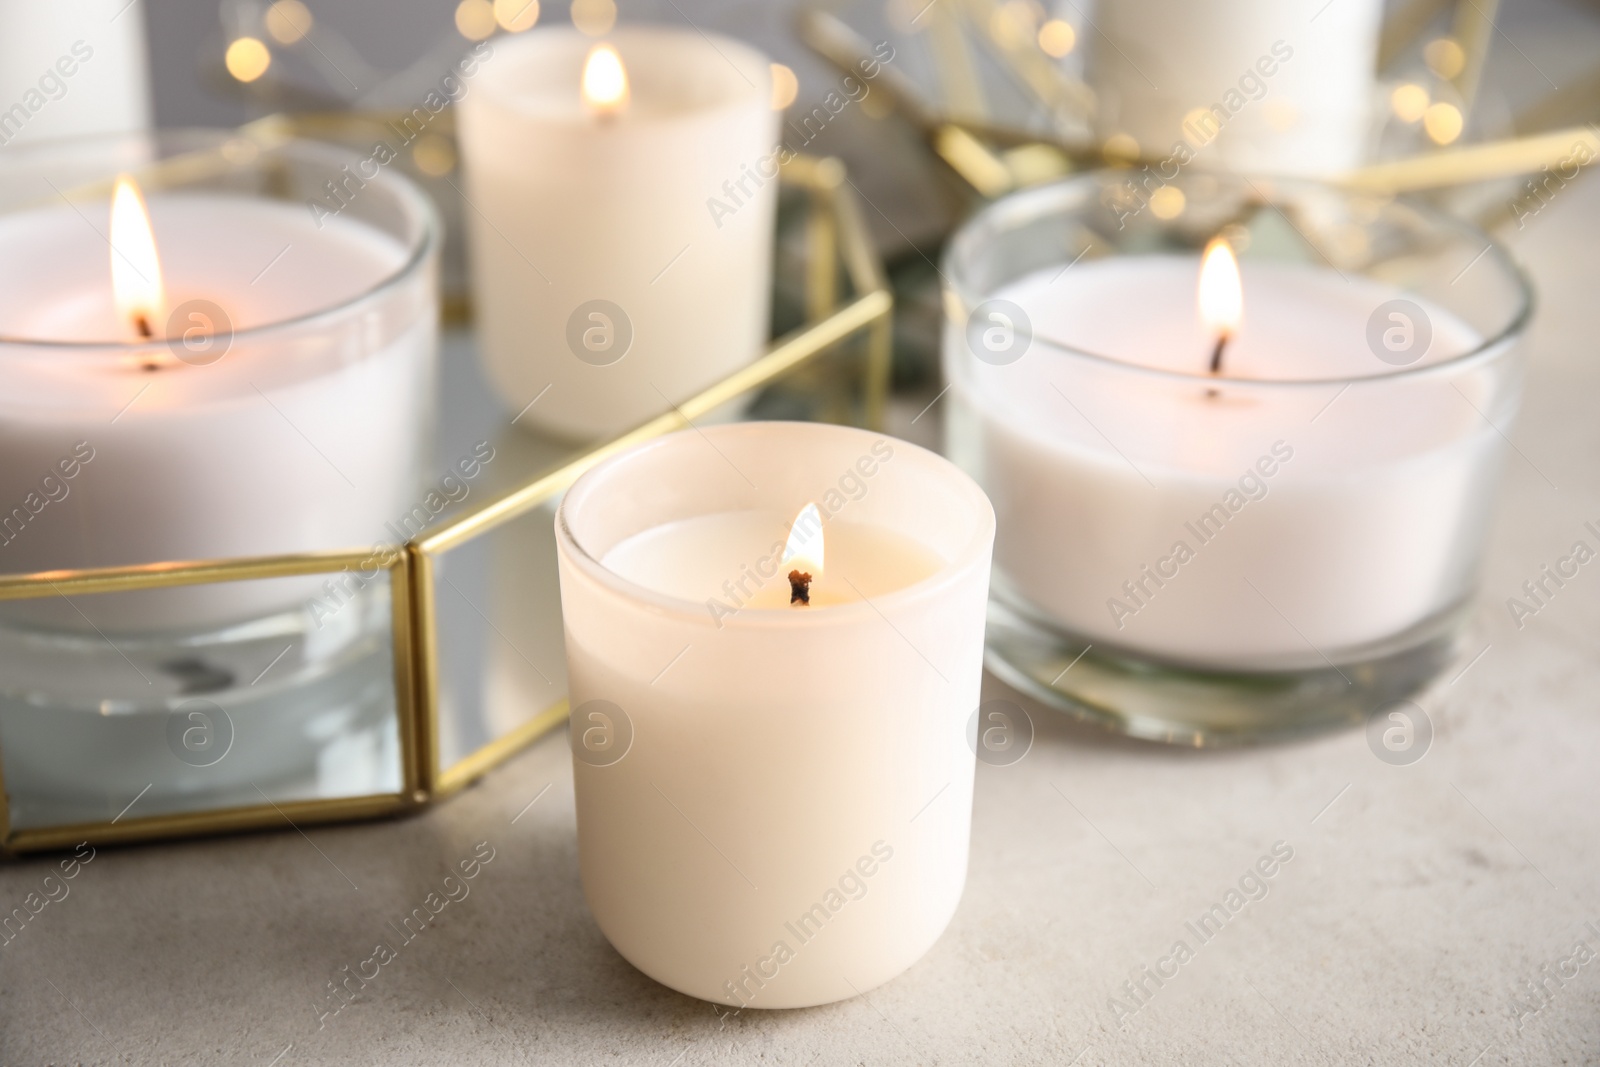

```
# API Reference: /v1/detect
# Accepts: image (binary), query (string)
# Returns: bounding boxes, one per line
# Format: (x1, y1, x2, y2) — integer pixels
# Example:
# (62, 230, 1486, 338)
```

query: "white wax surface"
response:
(601, 511, 946, 609)
(947, 256, 1505, 668)
(0, 193, 434, 631)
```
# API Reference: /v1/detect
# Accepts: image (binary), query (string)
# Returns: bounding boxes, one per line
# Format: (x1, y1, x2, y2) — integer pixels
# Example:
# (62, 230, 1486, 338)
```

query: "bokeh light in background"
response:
(264, 0, 312, 45)
(494, 0, 540, 33)
(1148, 185, 1184, 220)
(455, 0, 497, 41)
(1423, 37, 1467, 80)
(1037, 20, 1076, 58)
(1423, 101, 1464, 144)
(770, 62, 798, 111)
(1390, 83, 1429, 123)
(225, 37, 272, 82)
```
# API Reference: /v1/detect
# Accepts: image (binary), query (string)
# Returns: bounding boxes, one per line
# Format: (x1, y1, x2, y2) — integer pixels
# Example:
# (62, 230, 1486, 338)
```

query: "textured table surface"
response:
(3, 165, 1599, 1067)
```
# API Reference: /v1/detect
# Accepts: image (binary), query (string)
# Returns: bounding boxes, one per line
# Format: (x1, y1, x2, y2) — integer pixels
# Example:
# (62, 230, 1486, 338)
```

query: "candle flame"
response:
(581, 43, 629, 117)
(783, 503, 824, 576)
(110, 174, 166, 340)
(1198, 236, 1242, 340)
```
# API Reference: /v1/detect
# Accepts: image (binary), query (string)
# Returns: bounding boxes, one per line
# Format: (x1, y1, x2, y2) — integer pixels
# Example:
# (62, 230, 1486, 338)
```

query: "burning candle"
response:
(0, 133, 438, 827)
(580, 42, 629, 118)
(952, 241, 1490, 665)
(457, 26, 779, 440)
(556, 421, 994, 1006)
(942, 174, 1528, 738)
(0, 135, 437, 632)
(109, 177, 165, 341)
(1199, 236, 1241, 376)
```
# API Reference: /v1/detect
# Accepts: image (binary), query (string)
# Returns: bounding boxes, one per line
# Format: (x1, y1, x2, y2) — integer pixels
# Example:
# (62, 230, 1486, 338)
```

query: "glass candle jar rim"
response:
(943, 171, 1535, 390)
(555, 421, 996, 628)
(0, 128, 438, 354)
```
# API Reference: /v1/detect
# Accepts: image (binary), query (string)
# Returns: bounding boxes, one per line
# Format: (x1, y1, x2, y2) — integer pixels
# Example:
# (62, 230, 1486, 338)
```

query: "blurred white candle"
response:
(0, 0, 151, 149)
(557, 422, 994, 1007)
(1088, 0, 1382, 175)
(458, 27, 778, 440)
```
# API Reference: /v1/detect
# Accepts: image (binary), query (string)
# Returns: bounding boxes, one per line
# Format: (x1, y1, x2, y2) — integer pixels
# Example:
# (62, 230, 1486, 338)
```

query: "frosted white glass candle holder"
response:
(0, 130, 437, 822)
(943, 171, 1530, 745)
(555, 422, 994, 1007)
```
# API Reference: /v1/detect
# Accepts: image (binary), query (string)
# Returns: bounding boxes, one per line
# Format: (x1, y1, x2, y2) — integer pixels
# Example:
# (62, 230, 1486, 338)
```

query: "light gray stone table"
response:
(3, 168, 1599, 1067)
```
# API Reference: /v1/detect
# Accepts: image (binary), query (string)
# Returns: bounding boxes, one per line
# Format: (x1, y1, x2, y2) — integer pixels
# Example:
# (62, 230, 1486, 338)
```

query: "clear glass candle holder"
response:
(942, 170, 1530, 745)
(0, 130, 438, 826)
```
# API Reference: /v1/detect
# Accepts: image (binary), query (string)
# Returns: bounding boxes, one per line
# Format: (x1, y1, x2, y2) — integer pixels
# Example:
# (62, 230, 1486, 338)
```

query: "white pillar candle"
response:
(556, 422, 994, 1007)
(0, 0, 151, 149)
(458, 27, 778, 440)
(1088, 0, 1383, 175)
(0, 140, 436, 632)
(946, 253, 1516, 670)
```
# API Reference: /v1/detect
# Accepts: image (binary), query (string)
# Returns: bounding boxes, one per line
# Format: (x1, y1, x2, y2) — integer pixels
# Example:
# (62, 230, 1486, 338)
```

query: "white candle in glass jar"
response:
(1087, 0, 1382, 175)
(556, 422, 994, 1007)
(0, 181, 435, 631)
(457, 27, 778, 440)
(946, 254, 1507, 670)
